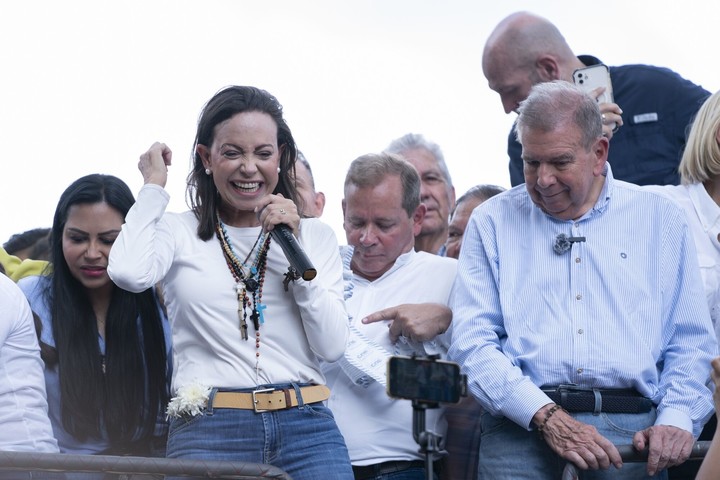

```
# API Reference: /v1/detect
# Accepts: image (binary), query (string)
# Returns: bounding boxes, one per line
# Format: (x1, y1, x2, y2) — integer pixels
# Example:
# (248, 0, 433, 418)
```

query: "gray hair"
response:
(385, 133, 453, 187)
(456, 184, 505, 207)
(515, 81, 602, 150)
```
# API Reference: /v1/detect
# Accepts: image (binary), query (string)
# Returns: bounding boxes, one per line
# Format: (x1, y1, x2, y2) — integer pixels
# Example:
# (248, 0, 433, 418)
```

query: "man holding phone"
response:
(483, 11, 710, 187)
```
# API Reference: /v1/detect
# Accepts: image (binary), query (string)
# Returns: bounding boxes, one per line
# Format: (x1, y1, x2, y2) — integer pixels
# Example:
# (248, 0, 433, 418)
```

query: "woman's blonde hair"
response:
(679, 90, 720, 185)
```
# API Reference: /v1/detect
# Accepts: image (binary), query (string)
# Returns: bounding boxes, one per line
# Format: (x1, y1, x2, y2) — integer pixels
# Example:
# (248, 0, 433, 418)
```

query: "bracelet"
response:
(538, 404, 564, 437)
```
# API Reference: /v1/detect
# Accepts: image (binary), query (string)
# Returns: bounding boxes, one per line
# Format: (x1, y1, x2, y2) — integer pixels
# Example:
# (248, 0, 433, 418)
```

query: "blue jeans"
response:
(477, 409, 666, 479)
(166, 384, 353, 480)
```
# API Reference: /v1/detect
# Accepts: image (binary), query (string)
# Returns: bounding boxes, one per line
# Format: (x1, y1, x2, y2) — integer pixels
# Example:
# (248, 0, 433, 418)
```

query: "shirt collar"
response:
(687, 182, 720, 232)
(577, 55, 604, 67)
(374, 249, 415, 279)
(589, 162, 613, 217)
(344, 246, 416, 282)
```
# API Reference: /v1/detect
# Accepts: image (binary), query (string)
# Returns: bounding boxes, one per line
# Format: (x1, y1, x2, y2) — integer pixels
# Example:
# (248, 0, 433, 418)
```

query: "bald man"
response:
(483, 11, 709, 187)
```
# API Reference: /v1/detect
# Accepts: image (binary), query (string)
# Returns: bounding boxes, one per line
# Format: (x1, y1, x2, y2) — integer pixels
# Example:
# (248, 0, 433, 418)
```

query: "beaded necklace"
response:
(215, 213, 271, 381)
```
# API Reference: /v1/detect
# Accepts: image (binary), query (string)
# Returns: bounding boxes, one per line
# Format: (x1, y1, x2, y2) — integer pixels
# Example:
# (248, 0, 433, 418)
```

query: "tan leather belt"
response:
(212, 385, 330, 413)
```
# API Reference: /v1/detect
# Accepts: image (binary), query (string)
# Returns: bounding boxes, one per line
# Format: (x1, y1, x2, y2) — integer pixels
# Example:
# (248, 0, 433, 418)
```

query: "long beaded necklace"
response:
(215, 213, 271, 382)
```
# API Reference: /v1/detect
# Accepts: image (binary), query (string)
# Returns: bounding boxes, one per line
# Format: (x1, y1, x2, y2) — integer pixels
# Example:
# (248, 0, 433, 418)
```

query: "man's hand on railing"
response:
(632, 425, 694, 476)
(561, 441, 711, 480)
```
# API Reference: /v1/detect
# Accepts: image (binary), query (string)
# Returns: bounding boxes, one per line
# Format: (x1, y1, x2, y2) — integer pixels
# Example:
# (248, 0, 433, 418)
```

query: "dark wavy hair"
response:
(46, 174, 168, 452)
(187, 85, 300, 240)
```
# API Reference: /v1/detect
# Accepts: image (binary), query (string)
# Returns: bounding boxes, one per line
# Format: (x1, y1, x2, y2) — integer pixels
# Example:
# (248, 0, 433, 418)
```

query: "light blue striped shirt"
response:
(448, 166, 718, 436)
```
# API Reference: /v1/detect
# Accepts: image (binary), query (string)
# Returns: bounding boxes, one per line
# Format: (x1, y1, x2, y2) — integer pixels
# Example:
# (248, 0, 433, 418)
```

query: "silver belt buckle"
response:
(252, 388, 275, 413)
(558, 383, 580, 392)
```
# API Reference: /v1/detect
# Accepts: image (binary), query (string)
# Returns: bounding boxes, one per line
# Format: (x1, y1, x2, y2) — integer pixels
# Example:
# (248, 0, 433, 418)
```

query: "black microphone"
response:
(270, 224, 317, 281)
(553, 233, 586, 255)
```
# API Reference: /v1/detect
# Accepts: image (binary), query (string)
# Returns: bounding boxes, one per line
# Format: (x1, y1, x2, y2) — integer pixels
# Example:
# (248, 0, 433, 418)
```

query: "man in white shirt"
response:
(323, 152, 457, 480)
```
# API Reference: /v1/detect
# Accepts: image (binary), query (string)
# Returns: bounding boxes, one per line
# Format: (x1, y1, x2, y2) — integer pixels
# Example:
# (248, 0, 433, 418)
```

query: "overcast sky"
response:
(2, 0, 718, 246)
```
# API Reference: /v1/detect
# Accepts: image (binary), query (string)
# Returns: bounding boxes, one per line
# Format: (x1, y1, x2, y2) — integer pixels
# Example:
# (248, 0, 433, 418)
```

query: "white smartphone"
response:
(573, 64, 614, 104)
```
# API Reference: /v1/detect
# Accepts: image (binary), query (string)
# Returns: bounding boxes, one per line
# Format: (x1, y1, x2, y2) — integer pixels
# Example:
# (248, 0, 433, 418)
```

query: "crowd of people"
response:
(2, 9, 720, 480)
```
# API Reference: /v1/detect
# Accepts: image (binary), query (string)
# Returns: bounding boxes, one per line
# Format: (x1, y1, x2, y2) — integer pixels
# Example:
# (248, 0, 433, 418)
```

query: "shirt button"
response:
(575, 257, 581, 263)
(577, 368, 584, 374)
(578, 329, 584, 334)
(576, 294, 582, 300)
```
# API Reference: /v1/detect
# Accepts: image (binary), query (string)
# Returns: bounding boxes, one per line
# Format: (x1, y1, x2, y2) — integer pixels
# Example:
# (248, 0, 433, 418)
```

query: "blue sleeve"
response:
(507, 124, 524, 187)
(606, 64, 710, 186)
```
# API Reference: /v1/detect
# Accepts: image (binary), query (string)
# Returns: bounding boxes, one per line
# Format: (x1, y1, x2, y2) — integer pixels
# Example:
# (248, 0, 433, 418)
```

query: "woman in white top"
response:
(645, 90, 720, 341)
(108, 85, 352, 480)
(645, 90, 720, 476)
(0, 270, 58, 479)
(17, 174, 171, 480)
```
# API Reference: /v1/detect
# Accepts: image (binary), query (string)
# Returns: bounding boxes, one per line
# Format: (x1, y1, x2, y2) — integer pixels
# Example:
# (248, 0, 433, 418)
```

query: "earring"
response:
(205, 168, 211, 175)
(277, 167, 281, 173)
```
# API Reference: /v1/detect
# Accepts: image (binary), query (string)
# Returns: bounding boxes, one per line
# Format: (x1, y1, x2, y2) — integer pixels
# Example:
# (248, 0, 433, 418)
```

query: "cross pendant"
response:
(257, 303, 267, 325)
(250, 309, 260, 331)
(237, 286, 249, 340)
(239, 308, 249, 340)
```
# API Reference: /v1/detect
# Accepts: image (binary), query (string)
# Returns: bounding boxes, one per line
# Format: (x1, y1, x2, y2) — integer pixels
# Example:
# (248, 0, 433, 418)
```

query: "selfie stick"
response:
(412, 399, 443, 480)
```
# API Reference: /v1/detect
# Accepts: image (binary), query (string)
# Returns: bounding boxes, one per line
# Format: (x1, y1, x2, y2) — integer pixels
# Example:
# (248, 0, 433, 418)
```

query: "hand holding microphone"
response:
(270, 224, 317, 282)
(256, 196, 317, 285)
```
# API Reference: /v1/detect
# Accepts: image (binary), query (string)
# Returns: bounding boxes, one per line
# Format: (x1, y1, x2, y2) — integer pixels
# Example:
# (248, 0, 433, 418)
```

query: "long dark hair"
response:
(46, 174, 168, 450)
(187, 85, 300, 240)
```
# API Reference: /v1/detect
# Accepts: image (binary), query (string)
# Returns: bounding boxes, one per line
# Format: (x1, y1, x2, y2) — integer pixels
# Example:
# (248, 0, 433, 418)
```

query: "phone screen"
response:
(386, 356, 463, 404)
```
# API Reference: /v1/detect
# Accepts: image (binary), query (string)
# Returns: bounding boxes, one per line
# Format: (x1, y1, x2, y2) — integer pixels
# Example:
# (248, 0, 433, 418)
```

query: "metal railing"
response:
(2, 441, 711, 479)
(0, 452, 291, 479)
(561, 441, 711, 480)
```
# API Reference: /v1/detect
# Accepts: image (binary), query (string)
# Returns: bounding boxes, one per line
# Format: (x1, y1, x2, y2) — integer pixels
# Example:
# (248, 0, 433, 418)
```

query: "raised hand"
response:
(138, 142, 172, 187)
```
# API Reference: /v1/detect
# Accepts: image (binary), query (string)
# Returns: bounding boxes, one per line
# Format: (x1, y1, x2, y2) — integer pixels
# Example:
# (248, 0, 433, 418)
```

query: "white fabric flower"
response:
(166, 382, 212, 419)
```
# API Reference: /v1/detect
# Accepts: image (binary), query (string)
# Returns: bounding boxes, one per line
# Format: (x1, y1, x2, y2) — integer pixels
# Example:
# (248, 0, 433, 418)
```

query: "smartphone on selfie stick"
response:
(387, 355, 467, 480)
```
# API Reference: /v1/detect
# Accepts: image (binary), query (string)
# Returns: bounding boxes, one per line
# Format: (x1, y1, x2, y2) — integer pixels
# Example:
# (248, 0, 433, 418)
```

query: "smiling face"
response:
(197, 111, 281, 226)
(62, 202, 124, 295)
(522, 124, 607, 220)
(343, 174, 423, 281)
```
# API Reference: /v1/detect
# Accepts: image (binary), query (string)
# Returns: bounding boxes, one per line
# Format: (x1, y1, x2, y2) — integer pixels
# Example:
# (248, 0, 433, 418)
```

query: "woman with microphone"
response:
(108, 85, 352, 480)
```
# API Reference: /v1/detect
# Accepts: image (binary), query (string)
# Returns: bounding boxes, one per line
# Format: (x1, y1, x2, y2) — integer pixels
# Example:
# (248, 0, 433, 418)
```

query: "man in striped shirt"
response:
(448, 81, 718, 479)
